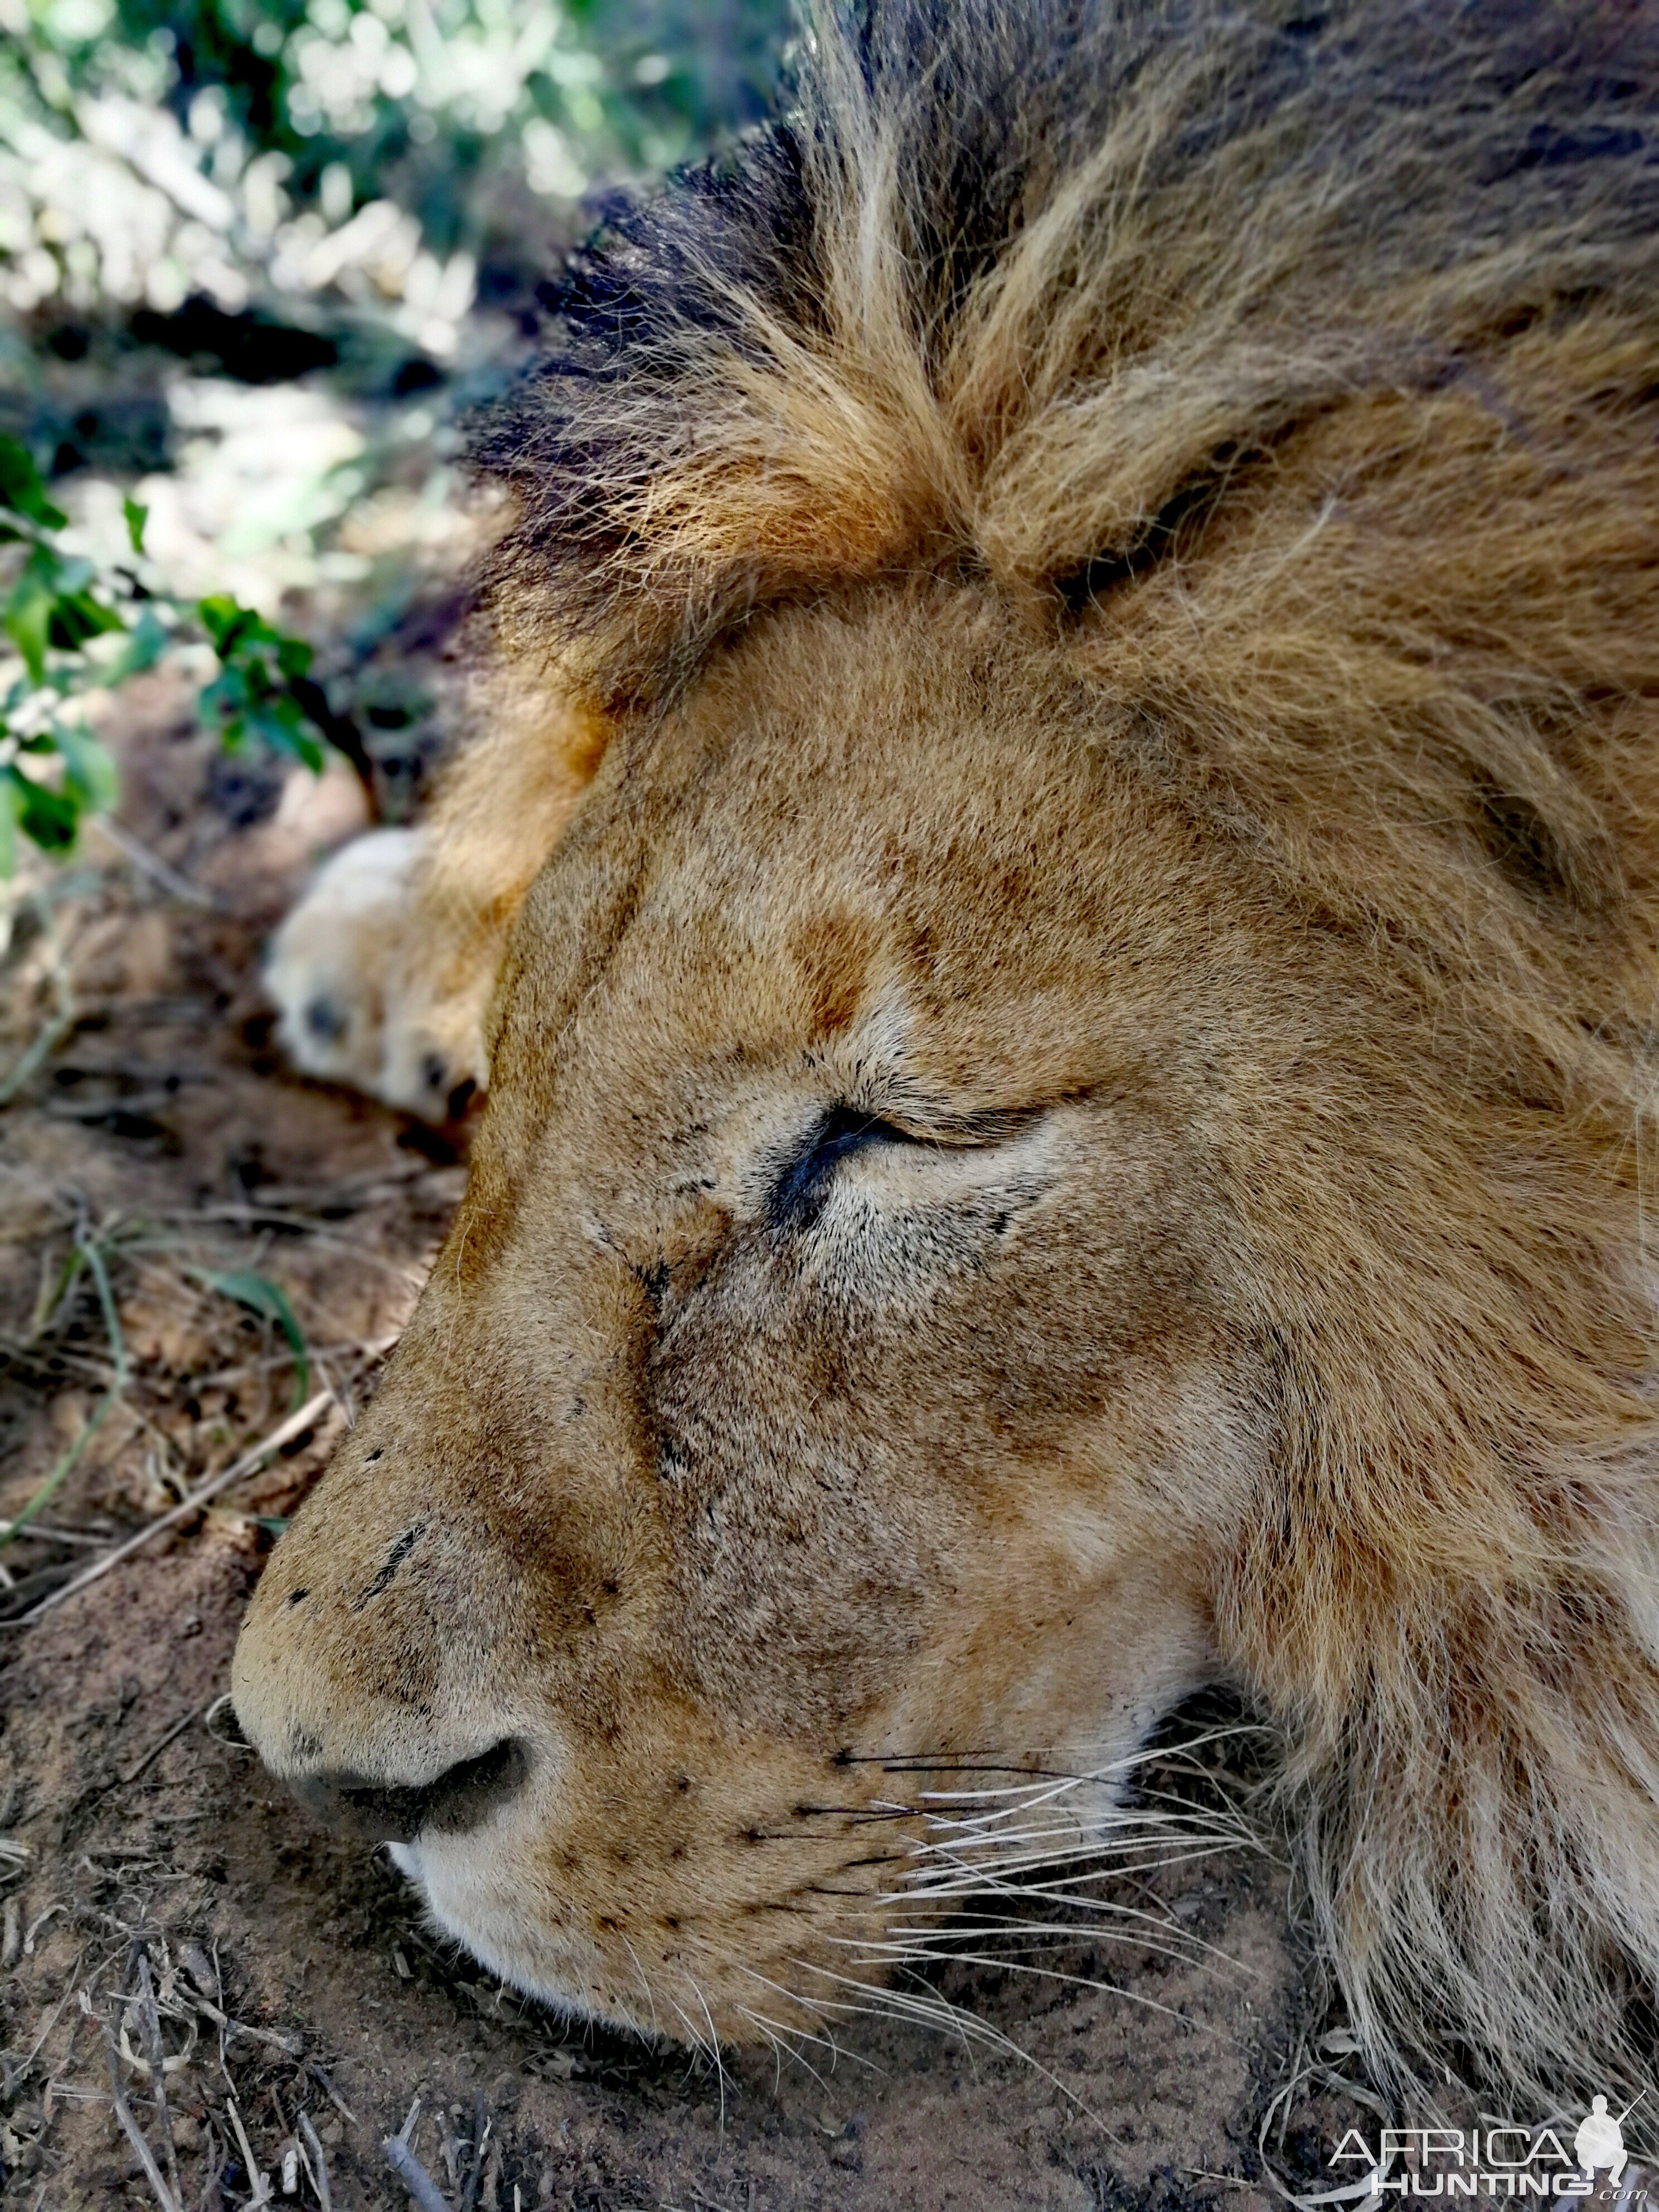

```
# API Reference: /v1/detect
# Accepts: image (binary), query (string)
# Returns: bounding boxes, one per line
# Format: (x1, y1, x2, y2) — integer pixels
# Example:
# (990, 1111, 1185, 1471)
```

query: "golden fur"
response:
(242, 0, 1659, 2111)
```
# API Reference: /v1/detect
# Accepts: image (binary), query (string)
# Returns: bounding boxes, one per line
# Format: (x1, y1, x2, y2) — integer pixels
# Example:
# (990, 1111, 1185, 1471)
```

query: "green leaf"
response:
(108, 605, 168, 682)
(52, 724, 119, 814)
(123, 497, 149, 556)
(198, 664, 250, 728)
(3, 765, 82, 852)
(47, 588, 124, 652)
(276, 634, 314, 681)
(6, 566, 57, 683)
(245, 698, 323, 772)
(0, 436, 67, 532)
(196, 593, 234, 644)
(194, 1268, 312, 1409)
(198, 593, 276, 659)
(48, 552, 95, 595)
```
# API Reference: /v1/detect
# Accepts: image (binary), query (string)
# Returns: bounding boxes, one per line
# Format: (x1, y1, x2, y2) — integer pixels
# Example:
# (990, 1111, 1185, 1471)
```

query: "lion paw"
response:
(265, 828, 487, 1123)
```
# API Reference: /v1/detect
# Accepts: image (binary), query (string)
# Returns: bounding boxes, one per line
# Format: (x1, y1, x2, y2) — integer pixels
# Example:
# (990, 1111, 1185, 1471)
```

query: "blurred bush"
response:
(2, 0, 787, 356)
(0, 0, 789, 864)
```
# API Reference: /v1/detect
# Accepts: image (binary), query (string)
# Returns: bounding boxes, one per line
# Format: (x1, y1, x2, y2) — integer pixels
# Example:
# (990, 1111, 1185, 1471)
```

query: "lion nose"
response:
(287, 1736, 528, 1844)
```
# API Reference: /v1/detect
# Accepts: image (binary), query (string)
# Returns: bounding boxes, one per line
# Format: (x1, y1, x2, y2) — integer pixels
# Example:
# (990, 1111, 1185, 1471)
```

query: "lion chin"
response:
(384, 1840, 623, 2033)
(237, 0, 1659, 2118)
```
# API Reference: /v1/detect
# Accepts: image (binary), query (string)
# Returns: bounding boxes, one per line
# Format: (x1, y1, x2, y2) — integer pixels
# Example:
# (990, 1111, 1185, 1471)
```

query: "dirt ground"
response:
(0, 683, 1369, 2210)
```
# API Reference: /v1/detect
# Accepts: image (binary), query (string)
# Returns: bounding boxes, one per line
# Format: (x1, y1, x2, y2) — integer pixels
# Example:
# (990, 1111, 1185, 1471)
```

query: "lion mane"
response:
(244, 0, 1659, 2113)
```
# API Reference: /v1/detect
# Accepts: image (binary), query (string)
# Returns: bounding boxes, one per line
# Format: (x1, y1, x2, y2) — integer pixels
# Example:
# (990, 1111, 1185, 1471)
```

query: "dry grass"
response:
(0, 674, 475, 2207)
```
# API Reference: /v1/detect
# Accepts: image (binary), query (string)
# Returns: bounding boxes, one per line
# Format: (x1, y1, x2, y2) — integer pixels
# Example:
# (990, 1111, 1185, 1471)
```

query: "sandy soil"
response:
(0, 683, 1369, 2210)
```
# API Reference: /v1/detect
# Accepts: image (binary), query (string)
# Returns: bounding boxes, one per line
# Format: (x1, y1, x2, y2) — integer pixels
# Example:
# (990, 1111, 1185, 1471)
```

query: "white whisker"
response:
(735, 2005, 839, 2094)
(784, 1957, 1122, 2138)
(619, 1936, 661, 2039)
(835, 1944, 1224, 2034)
(691, 1978, 729, 2141)
(724, 1961, 882, 2073)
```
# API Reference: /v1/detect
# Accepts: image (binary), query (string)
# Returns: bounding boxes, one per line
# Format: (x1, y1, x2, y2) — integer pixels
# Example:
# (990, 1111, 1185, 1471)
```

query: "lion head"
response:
(234, 0, 1659, 2108)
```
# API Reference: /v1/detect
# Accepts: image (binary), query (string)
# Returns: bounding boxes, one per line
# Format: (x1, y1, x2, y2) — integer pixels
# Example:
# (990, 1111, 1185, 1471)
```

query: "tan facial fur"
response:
(239, 593, 1250, 2034)
(237, 0, 1659, 2111)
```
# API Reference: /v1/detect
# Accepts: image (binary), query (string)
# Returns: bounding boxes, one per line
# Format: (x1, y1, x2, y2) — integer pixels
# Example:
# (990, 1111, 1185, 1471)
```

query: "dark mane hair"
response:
(472, 0, 1658, 705)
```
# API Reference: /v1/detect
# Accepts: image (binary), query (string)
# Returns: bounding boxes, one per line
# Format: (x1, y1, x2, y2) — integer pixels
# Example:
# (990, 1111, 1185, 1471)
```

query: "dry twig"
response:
(384, 2130, 453, 2212)
(117, 1706, 203, 1789)
(190, 1993, 302, 2056)
(298, 2109, 334, 2212)
(226, 2093, 273, 2206)
(136, 1954, 181, 2208)
(84, 818, 219, 910)
(459, 2089, 488, 2212)
(6, 1388, 334, 1626)
(103, 2022, 177, 2212)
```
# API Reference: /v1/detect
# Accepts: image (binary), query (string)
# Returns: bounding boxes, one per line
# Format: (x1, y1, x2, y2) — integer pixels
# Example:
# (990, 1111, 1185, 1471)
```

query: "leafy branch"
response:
(0, 433, 343, 872)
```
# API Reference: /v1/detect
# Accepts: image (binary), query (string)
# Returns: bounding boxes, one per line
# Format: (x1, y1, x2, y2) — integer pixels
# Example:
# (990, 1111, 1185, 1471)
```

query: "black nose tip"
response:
(288, 1736, 528, 1844)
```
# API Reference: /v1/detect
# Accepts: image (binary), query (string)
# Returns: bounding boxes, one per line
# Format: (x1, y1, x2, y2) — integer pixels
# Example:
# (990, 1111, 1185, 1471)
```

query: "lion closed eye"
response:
(236, 0, 1659, 2118)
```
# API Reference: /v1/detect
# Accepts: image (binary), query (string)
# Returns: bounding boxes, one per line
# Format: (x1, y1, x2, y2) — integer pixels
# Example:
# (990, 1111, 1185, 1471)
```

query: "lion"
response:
(234, 0, 1659, 2115)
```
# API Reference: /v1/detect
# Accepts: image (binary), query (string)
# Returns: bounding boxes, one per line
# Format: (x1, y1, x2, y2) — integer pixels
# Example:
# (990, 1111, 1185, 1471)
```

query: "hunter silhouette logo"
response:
(1329, 2093, 1649, 2199)
(1574, 2098, 1627, 2185)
